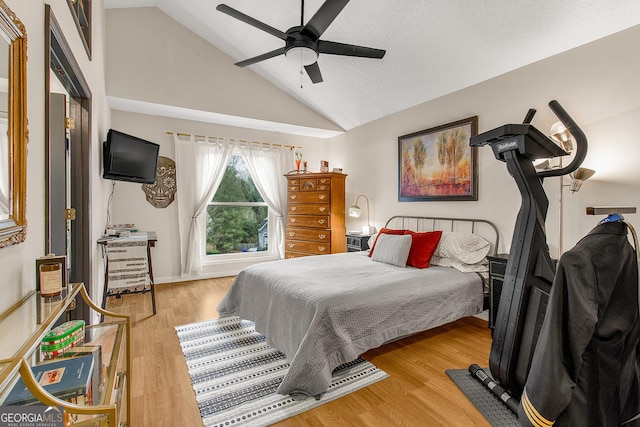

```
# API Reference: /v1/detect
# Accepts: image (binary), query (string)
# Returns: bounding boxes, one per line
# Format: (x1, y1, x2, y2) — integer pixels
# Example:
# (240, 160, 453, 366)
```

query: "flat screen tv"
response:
(103, 129, 160, 184)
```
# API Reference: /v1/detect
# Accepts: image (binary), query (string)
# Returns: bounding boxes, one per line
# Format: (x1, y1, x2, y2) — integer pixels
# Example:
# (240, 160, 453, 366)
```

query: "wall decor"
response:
(398, 116, 478, 202)
(0, 0, 28, 248)
(142, 156, 176, 208)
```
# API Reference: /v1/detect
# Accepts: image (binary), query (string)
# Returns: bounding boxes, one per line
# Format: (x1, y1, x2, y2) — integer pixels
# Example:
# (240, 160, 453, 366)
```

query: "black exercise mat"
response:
(446, 368, 519, 427)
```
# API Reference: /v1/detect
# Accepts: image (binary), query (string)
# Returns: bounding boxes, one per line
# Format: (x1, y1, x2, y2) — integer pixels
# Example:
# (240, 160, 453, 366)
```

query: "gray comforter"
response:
(217, 251, 484, 398)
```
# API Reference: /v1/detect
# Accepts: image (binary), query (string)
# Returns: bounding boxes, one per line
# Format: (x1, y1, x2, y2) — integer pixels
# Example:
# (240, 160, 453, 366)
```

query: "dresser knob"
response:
(318, 219, 325, 225)
(319, 185, 327, 190)
(290, 194, 297, 200)
(318, 234, 326, 239)
(318, 195, 326, 200)
(288, 243, 295, 248)
(290, 206, 297, 211)
(318, 207, 326, 212)
(318, 246, 326, 252)
(289, 231, 296, 237)
(290, 218, 296, 223)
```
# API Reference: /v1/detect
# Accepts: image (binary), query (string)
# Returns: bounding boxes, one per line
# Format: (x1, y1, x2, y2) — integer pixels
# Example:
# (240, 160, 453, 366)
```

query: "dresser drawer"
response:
(288, 191, 330, 203)
(288, 203, 330, 215)
(286, 227, 330, 242)
(285, 251, 310, 259)
(346, 234, 371, 251)
(300, 178, 317, 191)
(299, 178, 332, 191)
(287, 215, 330, 228)
(310, 177, 331, 191)
(285, 239, 331, 255)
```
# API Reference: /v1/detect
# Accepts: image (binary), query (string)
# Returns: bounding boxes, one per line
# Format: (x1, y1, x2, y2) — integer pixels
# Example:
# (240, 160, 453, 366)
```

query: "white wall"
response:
(0, 0, 112, 315)
(331, 25, 640, 257)
(105, 7, 342, 133)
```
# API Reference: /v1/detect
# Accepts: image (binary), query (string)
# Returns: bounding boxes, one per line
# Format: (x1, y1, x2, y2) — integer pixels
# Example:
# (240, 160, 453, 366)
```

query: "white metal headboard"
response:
(384, 215, 500, 256)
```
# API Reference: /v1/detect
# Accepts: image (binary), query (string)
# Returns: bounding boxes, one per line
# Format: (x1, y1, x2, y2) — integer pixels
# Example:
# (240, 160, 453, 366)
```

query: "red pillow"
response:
(368, 228, 407, 257)
(404, 230, 443, 268)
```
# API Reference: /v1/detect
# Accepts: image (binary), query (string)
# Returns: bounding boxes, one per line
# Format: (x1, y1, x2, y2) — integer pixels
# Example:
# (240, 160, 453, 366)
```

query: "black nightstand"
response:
(346, 234, 372, 252)
(487, 253, 509, 331)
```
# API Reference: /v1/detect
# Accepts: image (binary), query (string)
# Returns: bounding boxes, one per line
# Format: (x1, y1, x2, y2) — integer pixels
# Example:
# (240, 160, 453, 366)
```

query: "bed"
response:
(217, 215, 499, 399)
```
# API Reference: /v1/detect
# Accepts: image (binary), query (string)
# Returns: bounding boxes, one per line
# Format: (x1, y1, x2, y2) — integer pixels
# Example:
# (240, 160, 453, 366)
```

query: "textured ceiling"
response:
(104, 0, 640, 133)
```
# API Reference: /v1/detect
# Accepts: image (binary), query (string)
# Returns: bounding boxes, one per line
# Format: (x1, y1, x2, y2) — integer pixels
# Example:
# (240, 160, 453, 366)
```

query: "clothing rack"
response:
(165, 131, 298, 149)
(587, 206, 639, 259)
(587, 206, 640, 325)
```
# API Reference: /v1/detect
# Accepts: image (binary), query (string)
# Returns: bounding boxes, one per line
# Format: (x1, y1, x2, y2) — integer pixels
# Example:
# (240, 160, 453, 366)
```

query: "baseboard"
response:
(154, 270, 239, 285)
(474, 309, 489, 321)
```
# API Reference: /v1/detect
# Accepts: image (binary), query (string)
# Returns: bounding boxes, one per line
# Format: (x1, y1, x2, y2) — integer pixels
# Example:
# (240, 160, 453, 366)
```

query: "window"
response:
(206, 154, 269, 256)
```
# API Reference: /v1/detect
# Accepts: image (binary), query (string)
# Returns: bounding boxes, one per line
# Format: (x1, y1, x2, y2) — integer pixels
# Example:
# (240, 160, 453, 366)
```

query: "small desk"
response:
(98, 231, 157, 316)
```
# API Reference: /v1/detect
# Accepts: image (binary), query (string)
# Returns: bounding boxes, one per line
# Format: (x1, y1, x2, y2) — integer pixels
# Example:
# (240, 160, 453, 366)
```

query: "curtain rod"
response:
(165, 131, 297, 149)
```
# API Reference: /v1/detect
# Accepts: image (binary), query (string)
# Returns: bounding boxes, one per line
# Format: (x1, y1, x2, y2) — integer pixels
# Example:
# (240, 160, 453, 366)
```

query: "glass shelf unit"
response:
(0, 283, 130, 426)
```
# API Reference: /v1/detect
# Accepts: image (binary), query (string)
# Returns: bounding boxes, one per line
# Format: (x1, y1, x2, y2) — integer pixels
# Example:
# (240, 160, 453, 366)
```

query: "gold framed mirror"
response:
(0, 0, 27, 248)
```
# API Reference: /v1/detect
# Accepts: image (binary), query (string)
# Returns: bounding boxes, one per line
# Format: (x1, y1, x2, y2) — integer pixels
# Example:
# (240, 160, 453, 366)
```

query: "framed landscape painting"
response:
(398, 116, 478, 202)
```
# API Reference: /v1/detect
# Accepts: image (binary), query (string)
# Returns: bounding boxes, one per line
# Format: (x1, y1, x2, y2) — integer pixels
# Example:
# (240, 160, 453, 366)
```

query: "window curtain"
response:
(175, 134, 233, 276)
(238, 142, 292, 259)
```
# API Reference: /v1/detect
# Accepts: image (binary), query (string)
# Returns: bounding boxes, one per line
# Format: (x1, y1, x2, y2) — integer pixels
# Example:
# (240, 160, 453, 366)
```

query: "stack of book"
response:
(106, 223, 138, 236)
(3, 353, 95, 407)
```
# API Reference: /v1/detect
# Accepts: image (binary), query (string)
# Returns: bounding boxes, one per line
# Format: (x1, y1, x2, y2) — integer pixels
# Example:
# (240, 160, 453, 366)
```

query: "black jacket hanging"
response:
(519, 220, 640, 426)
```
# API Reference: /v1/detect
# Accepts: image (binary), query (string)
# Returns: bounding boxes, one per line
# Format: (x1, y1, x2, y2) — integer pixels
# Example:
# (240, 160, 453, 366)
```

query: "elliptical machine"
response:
(469, 100, 588, 404)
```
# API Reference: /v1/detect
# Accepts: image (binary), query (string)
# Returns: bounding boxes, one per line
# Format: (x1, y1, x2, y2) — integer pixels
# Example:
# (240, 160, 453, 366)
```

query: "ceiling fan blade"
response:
(217, 4, 287, 40)
(304, 62, 323, 83)
(235, 47, 286, 67)
(318, 40, 386, 58)
(303, 0, 349, 39)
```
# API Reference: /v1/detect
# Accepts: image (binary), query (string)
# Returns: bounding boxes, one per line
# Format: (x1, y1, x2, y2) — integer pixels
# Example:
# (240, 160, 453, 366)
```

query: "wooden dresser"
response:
(285, 172, 347, 258)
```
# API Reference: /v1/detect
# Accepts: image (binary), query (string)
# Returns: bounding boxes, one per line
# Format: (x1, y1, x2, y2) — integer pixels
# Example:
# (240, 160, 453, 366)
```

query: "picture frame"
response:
(398, 116, 478, 202)
(35, 254, 67, 294)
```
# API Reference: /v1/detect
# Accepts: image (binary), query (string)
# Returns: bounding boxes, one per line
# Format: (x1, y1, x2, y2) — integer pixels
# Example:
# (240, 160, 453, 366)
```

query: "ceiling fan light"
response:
(285, 46, 318, 66)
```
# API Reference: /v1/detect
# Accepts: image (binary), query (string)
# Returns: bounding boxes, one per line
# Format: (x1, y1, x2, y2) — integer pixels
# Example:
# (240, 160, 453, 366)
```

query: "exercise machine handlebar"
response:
(537, 100, 588, 178)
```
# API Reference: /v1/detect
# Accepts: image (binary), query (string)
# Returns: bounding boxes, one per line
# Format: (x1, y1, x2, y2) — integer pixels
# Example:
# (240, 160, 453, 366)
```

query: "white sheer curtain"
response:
(238, 142, 292, 259)
(175, 134, 233, 276)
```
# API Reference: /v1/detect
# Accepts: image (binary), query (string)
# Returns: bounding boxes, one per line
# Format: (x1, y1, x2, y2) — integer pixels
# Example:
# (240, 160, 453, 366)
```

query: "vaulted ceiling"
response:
(104, 0, 640, 134)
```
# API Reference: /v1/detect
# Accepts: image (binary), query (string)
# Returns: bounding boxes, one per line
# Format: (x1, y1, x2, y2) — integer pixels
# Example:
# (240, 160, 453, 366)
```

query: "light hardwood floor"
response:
(105, 277, 493, 427)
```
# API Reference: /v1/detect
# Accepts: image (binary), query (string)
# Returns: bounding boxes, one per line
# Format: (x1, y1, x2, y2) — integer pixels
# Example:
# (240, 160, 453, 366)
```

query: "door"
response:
(46, 6, 92, 324)
(47, 93, 72, 271)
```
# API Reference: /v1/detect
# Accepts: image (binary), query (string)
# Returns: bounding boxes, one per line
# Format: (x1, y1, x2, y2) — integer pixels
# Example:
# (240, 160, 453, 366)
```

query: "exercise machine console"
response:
(469, 100, 588, 402)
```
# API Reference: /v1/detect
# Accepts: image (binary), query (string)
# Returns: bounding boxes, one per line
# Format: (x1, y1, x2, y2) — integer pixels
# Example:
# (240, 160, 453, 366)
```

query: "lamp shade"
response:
(550, 121, 573, 152)
(348, 206, 362, 218)
(349, 194, 376, 234)
(569, 167, 595, 193)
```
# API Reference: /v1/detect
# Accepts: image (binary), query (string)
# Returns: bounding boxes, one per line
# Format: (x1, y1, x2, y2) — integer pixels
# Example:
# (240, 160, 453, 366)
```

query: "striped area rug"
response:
(175, 316, 388, 427)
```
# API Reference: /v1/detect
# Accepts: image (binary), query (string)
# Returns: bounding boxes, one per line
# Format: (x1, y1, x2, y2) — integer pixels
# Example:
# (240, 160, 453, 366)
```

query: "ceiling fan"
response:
(216, 0, 386, 83)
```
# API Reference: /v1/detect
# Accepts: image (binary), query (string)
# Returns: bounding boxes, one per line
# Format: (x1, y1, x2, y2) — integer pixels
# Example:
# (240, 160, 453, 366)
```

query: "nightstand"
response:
(346, 234, 372, 252)
(487, 253, 509, 331)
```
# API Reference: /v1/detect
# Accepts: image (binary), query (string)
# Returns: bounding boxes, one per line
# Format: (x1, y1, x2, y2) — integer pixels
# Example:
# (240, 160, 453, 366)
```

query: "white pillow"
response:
(433, 232, 490, 264)
(370, 234, 412, 268)
(430, 255, 489, 273)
